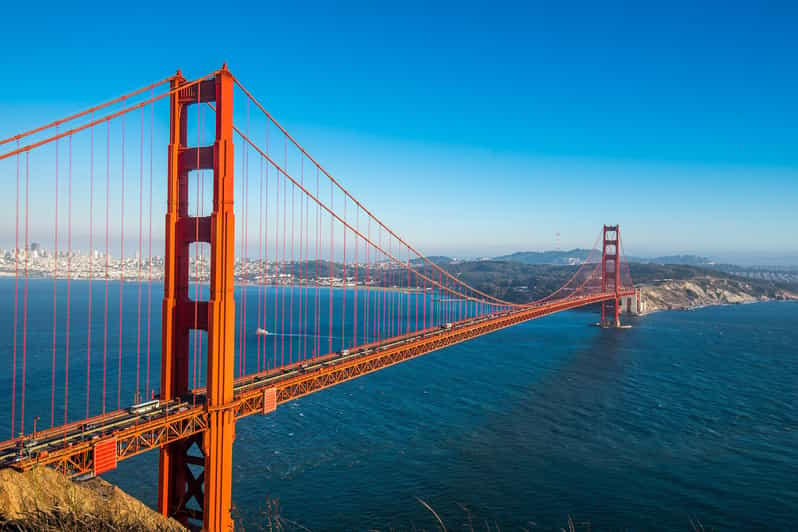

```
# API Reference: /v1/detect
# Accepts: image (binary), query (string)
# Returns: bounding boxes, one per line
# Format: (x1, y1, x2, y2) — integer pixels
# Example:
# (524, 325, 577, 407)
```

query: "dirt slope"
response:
(0, 466, 184, 531)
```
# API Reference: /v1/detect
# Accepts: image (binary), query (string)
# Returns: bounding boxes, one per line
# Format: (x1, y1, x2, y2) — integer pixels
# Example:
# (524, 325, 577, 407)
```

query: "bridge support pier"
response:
(600, 224, 621, 328)
(158, 67, 236, 531)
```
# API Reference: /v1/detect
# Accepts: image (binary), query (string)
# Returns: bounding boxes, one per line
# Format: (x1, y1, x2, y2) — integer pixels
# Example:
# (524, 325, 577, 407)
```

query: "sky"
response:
(0, 1, 796, 264)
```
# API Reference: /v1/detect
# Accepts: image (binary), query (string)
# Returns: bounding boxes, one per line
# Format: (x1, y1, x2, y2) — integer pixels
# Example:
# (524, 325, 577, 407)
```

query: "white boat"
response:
(256, 327, 271, 336)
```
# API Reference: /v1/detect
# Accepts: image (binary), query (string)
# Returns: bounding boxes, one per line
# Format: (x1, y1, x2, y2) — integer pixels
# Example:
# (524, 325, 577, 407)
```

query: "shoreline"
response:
(638, 295, 798, 316)
(637, 277, 798, 316)
(3, 275, 796, 314)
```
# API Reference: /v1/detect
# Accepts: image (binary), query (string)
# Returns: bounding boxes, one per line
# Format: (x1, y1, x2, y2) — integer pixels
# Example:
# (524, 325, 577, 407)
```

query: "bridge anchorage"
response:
(0, 65, 636, 531)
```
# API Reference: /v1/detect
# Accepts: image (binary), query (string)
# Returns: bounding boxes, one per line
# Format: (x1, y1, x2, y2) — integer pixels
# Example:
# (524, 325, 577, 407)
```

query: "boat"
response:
(256, 327, 271, 336)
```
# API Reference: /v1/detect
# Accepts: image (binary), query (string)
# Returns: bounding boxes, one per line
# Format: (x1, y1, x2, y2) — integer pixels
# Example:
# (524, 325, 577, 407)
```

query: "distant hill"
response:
(410, 256, 454, 265)
(493, 249, 592, 265)
(435, 259, 798, 305)
(642, 254, 714, 266)
(493, 250, 714, 267)
(411, 251, 716, 268)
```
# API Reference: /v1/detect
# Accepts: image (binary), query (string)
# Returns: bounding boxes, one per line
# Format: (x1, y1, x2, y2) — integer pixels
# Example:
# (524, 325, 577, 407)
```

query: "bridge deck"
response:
(0, 291, 633, 477)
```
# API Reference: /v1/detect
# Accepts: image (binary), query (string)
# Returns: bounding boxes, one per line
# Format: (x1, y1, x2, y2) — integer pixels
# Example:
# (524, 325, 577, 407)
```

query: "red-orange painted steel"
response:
(0, 74, 216, 163)
(202, 67, 237, 532)
(0, 77, 170, 147)
(156, 67, 237, 530)
(262, 388, 277, 414)
(158, 70, 190, 522)
(93, 437, 117, 475)
(601, 225, 622, 327)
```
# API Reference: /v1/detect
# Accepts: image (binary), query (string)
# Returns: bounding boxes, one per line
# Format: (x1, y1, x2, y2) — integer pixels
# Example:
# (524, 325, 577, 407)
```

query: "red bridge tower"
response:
(159, 67, 236, 530)
(601, 224, 621, 327)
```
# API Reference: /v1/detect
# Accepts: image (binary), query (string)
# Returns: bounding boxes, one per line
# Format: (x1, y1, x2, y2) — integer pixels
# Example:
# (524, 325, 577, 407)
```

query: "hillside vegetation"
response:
(435, 260, 798, 307)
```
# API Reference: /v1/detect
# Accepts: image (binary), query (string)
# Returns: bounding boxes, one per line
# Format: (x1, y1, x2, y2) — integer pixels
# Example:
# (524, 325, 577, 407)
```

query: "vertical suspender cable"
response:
(378, 238, 382, 340)
(64, 134, 73, 425)
(386, 237, 391, 338)
(328, 180, 333, 355)
(257, 156, 263, 372)
(389, 237, 394, 338)
(147, 98, 153, 398)
(281, 168, 287, 365)
(423, 261, 427, 330)
(273, 162, 279, 368)
(87, 118, 94, 417)
(314, 168, 320, 359)
(375, 230, 380, 342)
(302, 162, 309, 361)
(297, 158, 304, 361)
(396, 247, 400, 335)
(238, 136, 246, 376)
(21, 153, 29, 434)
(341, 198, 346, 351)
(406, 251, 410, 335)
(242, 102, 250, 374)
(118, 102, 126, 410)
(263, 156, 277, 369)
(51, 131, 59, 428)
(136, 108, 143, 402)
(266, 126, 273, 369)
(367, 225, 372, 344)
(12, 144, 19, 438)
(103, 122, 109, 414)
(401, 248, 405, 333)
(415, 248, 419, 333)
(405, 249, 409, 333)
(289, 178, 295, 364)
(353, 205, 359, 346)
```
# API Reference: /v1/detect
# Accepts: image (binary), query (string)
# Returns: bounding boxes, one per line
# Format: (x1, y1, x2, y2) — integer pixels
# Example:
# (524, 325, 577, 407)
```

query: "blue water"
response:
(2, 279, 797, 530)
(0, 279, 472, 429)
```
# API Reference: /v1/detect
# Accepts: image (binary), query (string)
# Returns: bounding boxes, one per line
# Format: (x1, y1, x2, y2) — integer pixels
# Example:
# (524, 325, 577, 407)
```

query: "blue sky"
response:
(1, 1, 796, 263)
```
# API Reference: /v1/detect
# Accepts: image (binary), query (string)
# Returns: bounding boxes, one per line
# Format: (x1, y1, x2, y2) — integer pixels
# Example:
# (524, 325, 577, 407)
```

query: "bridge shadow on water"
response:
(424, 318, 642, 530)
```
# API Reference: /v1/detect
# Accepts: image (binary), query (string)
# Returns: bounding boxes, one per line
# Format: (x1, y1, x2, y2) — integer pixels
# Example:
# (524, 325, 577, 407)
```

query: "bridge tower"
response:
(601, 224, 621, 327)
(159, 67, 236, 530)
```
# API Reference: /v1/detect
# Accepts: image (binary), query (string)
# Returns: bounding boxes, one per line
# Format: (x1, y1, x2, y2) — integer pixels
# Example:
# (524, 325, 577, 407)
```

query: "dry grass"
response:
(0, 467, 184, 531)
(232, 497, 596, 532)
(0, 507, 180, 531)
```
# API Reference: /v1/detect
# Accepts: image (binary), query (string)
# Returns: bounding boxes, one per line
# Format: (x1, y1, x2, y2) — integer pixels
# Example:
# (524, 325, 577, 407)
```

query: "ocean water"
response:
(2, 279, 797, 530)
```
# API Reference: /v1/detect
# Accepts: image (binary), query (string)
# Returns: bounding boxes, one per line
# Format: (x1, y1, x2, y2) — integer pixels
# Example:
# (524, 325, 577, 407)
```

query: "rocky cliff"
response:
(639, 276, 797, 313)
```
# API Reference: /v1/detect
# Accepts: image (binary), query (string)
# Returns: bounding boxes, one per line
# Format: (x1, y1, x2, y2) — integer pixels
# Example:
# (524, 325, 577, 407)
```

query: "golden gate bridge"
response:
(0, 66, 635, 531)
